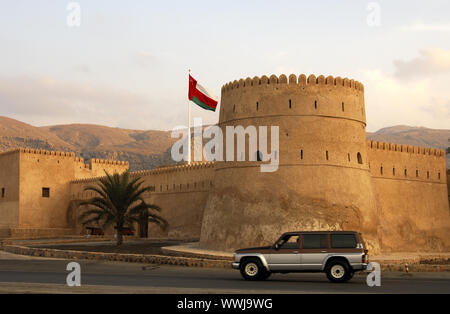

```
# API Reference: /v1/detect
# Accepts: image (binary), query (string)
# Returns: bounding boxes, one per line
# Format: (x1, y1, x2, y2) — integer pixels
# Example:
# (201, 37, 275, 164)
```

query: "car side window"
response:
(331, 234, 357, 248)
(279, 235, 300, 249)
(302, 234, 328, 249)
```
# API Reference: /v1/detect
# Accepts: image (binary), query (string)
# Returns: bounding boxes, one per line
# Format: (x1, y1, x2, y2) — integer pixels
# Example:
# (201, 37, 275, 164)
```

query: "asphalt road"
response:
(0, 251, 449, 294)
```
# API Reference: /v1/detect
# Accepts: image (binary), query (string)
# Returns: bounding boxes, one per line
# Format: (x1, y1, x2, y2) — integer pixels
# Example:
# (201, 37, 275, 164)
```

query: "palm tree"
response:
(78, 171, 167, 246)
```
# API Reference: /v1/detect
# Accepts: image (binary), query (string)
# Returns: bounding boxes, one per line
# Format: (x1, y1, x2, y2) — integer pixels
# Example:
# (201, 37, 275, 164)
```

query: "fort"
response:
(0, 73, 449, 254)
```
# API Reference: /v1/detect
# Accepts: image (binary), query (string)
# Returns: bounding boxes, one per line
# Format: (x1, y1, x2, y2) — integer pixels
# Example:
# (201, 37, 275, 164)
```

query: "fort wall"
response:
(448, 169, 450, 206)
(0, 150, 20, 237)
(71, 162, 214, 239)
(367, 141, 450, 251)
(0, 148, 128, 238)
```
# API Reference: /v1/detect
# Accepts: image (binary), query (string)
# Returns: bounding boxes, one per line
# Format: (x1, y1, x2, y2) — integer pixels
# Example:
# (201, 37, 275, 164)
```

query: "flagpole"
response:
(188, 70, 191, 164)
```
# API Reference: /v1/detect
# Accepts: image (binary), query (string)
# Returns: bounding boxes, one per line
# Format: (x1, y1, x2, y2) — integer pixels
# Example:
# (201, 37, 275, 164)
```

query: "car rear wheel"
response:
(240, 258, 266, 281)
(326, 260, 350, 283)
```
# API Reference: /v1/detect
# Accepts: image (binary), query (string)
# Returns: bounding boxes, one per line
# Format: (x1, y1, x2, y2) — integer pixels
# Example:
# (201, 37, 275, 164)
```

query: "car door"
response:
(266, 234, 302, 271)
(299, 233, 329, 270)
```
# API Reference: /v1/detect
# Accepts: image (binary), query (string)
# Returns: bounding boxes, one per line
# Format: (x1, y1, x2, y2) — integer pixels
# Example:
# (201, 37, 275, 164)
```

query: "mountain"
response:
(367, 125, 449, 149)
(0, 116, 71, 151)
(41, 124, 178, 170)
(0, 116, 449, 170)
(0, 116, 178, 170)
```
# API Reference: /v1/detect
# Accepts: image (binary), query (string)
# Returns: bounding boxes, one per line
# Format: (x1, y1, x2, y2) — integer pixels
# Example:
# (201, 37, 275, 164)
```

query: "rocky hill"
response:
(0, 116, 178, 170)
(0, 116, 449, 170)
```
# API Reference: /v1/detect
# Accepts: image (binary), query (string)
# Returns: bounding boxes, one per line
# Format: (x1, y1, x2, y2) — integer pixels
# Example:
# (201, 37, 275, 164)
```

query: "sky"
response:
(0, 0, 449, 132)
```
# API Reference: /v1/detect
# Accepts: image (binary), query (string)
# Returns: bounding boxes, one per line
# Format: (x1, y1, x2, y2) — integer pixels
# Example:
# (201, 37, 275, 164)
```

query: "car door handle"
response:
(321, 250, 328, 253)
(293, 251, 299, 254)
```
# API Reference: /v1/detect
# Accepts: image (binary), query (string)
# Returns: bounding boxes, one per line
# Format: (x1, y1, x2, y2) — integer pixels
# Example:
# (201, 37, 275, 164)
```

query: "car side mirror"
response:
(274, 243, 280, 250)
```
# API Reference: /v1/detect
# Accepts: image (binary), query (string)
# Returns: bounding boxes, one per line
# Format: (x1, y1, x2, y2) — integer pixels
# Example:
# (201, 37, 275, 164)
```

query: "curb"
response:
(161, 246, 233, 261)
(377, 263, 450, 272)
(3, 245, 231, 269)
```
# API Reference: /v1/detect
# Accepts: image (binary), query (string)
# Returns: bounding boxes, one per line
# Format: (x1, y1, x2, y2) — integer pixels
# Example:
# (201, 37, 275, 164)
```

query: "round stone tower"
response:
(199, 74, 380, 252)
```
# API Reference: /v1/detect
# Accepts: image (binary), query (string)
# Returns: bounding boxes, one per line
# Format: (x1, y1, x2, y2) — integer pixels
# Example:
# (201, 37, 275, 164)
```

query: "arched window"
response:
(300, 149, 303, 160)
(256, 102, 259, 111)
(357, 152, 363, 164)
(416, 170, 419, 177)
(326, 151, 329, 160)
(314, 100, 318, 109)
(289, 99, 292, 109)
(404, 169, 407, 177)
(380, 166, 383, 175)
(342, 102, 345, 112)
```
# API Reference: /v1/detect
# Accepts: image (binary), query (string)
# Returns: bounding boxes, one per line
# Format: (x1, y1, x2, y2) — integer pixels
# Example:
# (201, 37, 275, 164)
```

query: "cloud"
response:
(0, 76, 177, 130)
(133, 51, 159, 70)
(393, 48, 450, 79)
(399, 22, 450, 32)
(420, 97, 450, 121)
(360, 69, 450, 132)
(73, 65, 91, 74)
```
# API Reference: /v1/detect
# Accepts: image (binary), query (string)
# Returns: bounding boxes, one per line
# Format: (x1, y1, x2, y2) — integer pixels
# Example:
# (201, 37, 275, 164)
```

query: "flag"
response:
(188, 74, 218, 112)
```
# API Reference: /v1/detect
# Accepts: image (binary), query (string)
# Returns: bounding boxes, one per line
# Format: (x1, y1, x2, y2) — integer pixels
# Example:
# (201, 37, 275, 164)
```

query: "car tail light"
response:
(362, 253, 368, 263)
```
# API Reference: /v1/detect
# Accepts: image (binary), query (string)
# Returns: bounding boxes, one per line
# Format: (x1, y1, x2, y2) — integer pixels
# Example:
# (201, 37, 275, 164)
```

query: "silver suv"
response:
(232, 231, 368, 283)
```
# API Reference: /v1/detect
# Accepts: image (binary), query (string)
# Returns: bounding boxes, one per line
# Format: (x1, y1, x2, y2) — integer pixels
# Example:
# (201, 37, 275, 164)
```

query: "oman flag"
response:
(188, 74, 218, 112)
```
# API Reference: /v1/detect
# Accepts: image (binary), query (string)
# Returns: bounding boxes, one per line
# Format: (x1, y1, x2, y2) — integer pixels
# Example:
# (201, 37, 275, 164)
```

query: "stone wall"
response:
(0, 148, 128, 238)
(71, 162, 215, 239)
(367, 141, 450, 252)
(0, 150, 20, 236)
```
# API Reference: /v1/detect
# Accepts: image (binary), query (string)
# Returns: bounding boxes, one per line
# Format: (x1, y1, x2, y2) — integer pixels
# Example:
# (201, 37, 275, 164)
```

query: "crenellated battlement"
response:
(0, 148, 129, 178)
(20, 148, 76, 158)
(219, 73, 366, 126)
(366, 140, 446, 158)
(89, 158, 129, 166)
(130, 161, 214, 177)
(70, 162, 215, 184)
(221, 74, 364, 93)
(0, 148, 77, 158)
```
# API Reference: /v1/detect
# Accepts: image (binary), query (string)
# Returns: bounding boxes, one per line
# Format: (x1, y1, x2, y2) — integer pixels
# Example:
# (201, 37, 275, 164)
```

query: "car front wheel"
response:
(240, 258, 266, 281)
(326, 260, 351, 283)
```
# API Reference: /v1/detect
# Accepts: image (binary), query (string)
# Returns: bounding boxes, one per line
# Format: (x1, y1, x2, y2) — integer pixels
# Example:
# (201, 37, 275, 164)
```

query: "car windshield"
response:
(276, 235, 300, 249)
